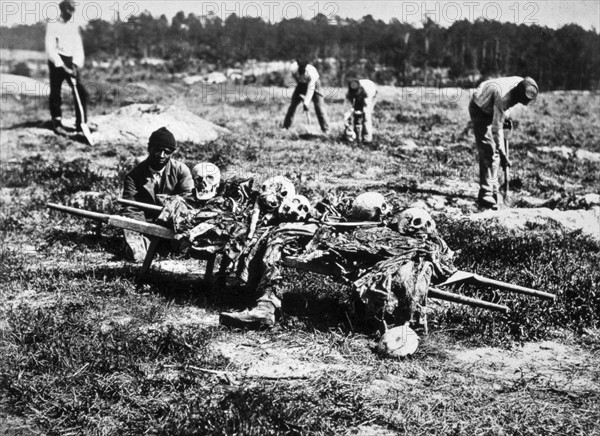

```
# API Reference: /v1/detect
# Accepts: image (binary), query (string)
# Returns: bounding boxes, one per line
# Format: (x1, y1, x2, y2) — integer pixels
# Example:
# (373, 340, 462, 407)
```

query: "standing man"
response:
(283, 59, 330, 133)
(122, 127, 194, 261)
(45, 0, 89, 136)
(469, 76, 538, 208)
(345, 78, 378, 144)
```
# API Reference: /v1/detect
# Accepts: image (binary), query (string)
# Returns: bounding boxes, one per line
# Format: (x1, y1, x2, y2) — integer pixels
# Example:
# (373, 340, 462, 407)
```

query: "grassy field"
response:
(1, 74, 599, 435)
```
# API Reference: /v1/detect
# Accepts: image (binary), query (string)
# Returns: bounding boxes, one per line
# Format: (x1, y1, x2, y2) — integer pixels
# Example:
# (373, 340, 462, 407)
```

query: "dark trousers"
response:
(469, 99, 499, 200)
(48, 56, 88, 127)
(283, 82, 329, 132)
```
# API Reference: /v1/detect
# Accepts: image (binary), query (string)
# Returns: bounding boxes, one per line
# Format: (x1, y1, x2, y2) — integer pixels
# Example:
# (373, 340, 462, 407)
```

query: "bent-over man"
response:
(283, 59, 330, 133)
(469, 76, 538, 208)
(345, 78, 378, 143)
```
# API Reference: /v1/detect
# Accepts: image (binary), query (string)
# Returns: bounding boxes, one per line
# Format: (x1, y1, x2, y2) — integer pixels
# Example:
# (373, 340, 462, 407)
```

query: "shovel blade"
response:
(80, 123, 94, 146)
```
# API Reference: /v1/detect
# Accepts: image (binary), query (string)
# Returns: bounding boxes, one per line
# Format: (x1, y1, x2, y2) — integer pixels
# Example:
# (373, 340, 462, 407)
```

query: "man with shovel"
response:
(469, 76, 538, 209)
(45, 0, 90, 138)
(283, 59, 330, 134)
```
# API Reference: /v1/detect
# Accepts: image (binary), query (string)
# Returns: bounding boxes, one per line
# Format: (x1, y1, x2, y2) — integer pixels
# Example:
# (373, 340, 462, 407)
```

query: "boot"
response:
(220, 301, 276, 329)
(478, 194, 497, 210)
(52, 118, 70, 137)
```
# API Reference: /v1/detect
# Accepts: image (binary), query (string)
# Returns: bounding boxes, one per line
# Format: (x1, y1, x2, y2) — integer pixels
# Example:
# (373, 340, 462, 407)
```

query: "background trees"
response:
(1, 13, 598, 89)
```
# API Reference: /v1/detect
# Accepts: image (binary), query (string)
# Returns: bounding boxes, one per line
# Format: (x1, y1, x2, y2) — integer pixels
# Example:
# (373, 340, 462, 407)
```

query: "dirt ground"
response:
(1, 81, 599, 434)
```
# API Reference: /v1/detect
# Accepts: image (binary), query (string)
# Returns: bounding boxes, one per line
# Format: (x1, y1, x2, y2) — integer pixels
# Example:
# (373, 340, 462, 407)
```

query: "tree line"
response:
(1, 13, 598, 89)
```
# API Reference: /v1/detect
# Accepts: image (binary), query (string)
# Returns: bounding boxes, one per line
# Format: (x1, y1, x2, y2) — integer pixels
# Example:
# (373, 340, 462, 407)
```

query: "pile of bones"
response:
(152, 162, 458, 356)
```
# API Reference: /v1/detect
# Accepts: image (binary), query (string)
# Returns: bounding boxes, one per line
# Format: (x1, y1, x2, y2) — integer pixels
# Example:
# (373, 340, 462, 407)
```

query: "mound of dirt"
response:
(0, 73, 49, 98)
(469, 206, 600, 240)
(90, 104, 230, 145)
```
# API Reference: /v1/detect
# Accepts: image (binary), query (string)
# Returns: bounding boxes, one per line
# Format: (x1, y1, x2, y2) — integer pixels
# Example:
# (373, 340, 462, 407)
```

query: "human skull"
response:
(278, 194, 312, 222)
(259, 176, 295, 211)
(350, 192, 391, 221)
(191, 162, 221, 200)
(391, 207, 436, 238)
(378, 324, 419, 358)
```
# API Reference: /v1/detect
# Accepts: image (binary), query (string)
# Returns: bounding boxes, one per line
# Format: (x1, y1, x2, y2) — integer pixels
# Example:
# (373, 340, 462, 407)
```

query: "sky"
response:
(1, 1, 598, 30)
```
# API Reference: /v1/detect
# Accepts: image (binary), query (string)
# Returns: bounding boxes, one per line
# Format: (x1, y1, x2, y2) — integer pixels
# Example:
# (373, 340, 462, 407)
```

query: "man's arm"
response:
(45, 22, 64, 67)
(343, 91, 355, 126)
(174, 163, 194, 197)
(491, 94, 507, 163)
(303, 65, 319, 107)
(122, 173, 146, 221)
(73, 26, 85, 68)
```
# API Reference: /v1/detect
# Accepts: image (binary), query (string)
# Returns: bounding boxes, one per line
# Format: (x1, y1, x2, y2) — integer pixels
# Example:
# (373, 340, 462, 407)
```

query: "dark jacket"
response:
(122, 158, 193, 221)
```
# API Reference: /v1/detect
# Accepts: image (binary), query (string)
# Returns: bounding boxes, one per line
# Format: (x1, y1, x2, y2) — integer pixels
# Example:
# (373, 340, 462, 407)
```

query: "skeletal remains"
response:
(248, 175, 296, 239)
(350, 191, 391, 221)
(391, 207, 437, 239)
(48, 166, 556, 359)
(279, 194, 312, 222)
(191, 162, 221, 200)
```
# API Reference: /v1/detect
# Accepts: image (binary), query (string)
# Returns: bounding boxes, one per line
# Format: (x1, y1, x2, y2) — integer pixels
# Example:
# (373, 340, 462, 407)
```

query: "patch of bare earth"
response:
(449, 340, 599, 393)
(469, 206, 600, 240)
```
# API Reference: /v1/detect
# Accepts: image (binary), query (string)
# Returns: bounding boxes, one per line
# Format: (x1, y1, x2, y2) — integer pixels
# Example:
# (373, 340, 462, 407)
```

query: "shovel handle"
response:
(471, 274, 555, 301)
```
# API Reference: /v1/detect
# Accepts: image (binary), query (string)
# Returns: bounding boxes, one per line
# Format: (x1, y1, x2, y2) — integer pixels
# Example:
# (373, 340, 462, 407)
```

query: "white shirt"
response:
(291, 62, 320, 105)
(358, 79, 377, 100)
(346, 79, 377, 104)
(472, 76, 525, 149)
(149, 167, 165, 187)
(472, 76, 522, 115)
(45, 19, 85, 67)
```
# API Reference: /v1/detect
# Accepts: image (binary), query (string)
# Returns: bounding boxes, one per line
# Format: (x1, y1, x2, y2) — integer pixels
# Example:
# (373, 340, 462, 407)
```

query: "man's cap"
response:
(348, 79, 360, 91)
(296, 57, 309, 67)
(148, 127, 176, 151)
(522, 77, 538, 101)
(59, 0, 76, 11)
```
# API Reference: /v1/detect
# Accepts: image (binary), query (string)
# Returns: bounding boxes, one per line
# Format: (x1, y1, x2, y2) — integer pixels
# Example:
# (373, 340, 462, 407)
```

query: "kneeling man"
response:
(122, 127, 193, 260)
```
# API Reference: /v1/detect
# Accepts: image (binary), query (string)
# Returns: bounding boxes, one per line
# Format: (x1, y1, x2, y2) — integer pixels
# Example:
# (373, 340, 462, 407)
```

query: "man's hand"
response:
(62, 65, 76, 77)
(343, 110, 353, 127)
(499, 147, 511, 169)
(503, 117, 513, 131)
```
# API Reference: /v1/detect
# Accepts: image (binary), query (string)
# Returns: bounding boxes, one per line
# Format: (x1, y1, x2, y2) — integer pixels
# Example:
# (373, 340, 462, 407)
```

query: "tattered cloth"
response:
(155, 178, 257, 262)
(279, 225, 456, 324)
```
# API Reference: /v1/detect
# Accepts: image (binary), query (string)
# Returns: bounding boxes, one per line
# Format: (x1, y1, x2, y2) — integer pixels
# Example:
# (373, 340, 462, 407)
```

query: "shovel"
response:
(437, 270, 555, 301)
(299, 94, 312, 125)
(500, 122, 512, 206)
(68, 74, 94, 146)
(503, 135, 510, 202)
(304, 109, 312, 126)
